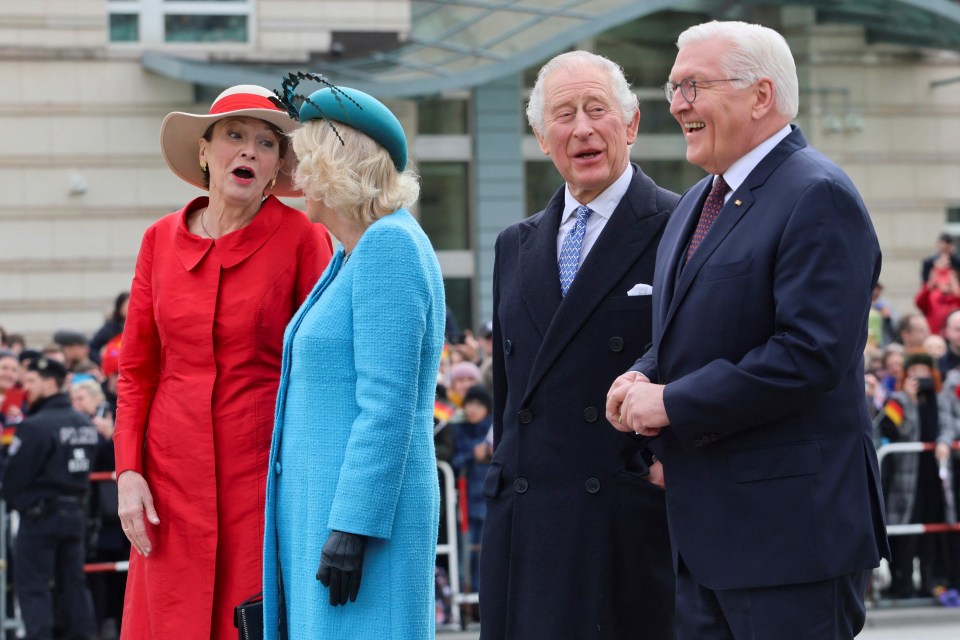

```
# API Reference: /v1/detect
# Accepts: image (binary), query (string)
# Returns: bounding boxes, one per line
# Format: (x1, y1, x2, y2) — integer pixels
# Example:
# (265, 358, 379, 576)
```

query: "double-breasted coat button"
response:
(609, 337, 624, 352)
(693, 438, 704, 447)
(518, 409, 533, 424)
(505, 339, 513, 355)
(514, 478, 529, 494)
(583, 407, 598, 423)
(708, 433, 719, 442)
(585, 478, 601, 494)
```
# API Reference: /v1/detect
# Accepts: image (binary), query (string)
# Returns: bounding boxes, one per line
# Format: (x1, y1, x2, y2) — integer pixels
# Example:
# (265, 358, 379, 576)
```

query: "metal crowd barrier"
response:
(1, 463, 477, 633)
(871, 441, 960, 606)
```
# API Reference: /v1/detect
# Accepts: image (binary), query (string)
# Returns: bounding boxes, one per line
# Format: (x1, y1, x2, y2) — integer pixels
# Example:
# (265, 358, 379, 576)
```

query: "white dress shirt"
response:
(720, 124, 793, 202)
(556, 163, 634, 268)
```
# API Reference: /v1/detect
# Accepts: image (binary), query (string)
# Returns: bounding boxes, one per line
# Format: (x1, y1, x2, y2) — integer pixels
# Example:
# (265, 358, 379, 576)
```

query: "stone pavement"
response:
(436, 606, 960, 639)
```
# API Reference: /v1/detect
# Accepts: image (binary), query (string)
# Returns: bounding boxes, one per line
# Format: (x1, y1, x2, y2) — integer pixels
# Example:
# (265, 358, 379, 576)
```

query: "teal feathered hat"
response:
(276, 72, 408, 171)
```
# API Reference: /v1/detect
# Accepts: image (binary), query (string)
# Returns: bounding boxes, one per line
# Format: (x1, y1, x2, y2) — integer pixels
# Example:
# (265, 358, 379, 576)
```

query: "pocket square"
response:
(627, 283, 653, 296)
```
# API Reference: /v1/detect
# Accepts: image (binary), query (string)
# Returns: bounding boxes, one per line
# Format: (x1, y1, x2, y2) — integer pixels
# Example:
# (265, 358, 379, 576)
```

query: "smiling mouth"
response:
(576, 151, 602, 159)
(684, 122, 705, 131)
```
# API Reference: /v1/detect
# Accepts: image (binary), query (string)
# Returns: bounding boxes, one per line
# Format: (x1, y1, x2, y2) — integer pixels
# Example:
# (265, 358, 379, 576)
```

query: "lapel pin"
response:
(734, 199, 742, 206)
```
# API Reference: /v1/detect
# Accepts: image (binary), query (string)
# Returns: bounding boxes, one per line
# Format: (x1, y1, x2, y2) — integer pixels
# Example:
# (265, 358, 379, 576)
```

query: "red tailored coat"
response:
(114, 195, 332, 639)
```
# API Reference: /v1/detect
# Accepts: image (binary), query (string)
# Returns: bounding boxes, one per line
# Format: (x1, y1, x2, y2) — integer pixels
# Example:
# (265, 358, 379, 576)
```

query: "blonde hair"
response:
(71, 378, 104, 403)
(292, 120, 420, 227)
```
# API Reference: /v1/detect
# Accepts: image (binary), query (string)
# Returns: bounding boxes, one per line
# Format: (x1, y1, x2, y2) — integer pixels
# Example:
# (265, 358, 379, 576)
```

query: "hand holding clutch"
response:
(317, 530, 368, 606)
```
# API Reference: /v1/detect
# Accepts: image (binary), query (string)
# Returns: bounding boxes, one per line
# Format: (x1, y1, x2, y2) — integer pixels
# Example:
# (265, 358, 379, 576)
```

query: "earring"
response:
(270, 178, 277, 189)
(200, 160, 207, 172)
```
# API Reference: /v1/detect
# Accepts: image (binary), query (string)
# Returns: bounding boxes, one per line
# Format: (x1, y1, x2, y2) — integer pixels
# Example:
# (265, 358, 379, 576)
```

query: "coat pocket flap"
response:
(728, 441, 822, 483)
(481, 462, 504, 498)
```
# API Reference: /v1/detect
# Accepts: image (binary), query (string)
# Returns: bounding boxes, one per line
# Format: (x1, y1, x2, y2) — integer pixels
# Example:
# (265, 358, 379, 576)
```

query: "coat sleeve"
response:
(663, 178, 880, 445)
(490, 231, 507, 451)
(326, 223, 434, 539)
(113, 225, 162, 475)
(939, 371, 960, 447)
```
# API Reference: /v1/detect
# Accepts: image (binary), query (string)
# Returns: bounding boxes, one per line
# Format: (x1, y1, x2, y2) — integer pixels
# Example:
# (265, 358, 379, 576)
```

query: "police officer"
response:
(1, 357, 97, 640)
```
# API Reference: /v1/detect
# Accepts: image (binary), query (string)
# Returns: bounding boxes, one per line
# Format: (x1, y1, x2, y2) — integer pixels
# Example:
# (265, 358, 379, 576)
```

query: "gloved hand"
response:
(317, 530, 368, 606)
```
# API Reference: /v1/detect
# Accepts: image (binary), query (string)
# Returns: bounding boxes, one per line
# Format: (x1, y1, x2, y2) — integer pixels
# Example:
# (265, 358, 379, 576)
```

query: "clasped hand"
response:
(606, 371, 670, 436)
(317, 530, 368, 606)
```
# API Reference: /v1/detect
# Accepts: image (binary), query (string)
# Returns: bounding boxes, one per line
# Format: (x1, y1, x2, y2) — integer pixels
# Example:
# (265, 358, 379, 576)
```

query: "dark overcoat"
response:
(480, 165, 678, 640)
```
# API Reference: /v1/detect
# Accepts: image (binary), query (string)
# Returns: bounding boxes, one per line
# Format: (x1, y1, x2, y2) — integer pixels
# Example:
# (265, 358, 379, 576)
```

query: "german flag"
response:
(883, 398, 904, 428)
(1, 426, 15, 446)
(434, 399, 455, 423)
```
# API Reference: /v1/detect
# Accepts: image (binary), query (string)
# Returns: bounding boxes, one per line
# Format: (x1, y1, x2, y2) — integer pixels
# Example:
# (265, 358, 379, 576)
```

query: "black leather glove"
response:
(317, 530, 368, 606)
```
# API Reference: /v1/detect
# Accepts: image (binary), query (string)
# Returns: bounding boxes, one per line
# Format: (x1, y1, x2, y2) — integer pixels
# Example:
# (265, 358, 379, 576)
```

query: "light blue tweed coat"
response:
(263, 210, 444, 639)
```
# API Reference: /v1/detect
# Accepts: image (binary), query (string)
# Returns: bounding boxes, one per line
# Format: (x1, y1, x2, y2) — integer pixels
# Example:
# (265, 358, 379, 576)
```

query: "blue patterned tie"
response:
(558, 205, 592, 296)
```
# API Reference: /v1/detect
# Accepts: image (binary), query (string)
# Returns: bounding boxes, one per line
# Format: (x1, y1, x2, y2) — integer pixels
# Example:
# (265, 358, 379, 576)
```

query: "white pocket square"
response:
(627, 283, 653, 296)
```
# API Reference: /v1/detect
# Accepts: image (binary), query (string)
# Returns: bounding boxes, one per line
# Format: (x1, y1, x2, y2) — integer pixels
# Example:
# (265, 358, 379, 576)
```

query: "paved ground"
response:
(437, 606, 960, 639)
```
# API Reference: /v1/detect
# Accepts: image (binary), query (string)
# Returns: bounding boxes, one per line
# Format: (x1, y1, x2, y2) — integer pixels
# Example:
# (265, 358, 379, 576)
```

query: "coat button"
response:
(583, 407, 598, 423)
(274, 462, 282, 475)
(518, 409, 533, 424)
(585, 478, 601, 494)
(708, 433, 719, 442)
(505, 339, 513, 355)
(514, 478, 529, 494)
(693, 438, 704, 448)
(609, 337, 624, 352)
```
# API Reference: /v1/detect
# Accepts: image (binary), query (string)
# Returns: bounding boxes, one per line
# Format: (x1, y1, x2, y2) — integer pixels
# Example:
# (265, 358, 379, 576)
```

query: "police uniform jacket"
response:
(480, 165, 678, 640)
(1, 393, 98, 512)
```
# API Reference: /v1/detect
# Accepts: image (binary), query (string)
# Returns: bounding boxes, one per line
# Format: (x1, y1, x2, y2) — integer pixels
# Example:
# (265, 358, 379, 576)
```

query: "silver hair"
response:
(676, 21, 799, 119)
(526, 50, 639, 134)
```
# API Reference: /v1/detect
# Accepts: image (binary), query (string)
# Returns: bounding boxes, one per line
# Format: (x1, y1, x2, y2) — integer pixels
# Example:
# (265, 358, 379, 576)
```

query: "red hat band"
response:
(209, 93, 282, 116)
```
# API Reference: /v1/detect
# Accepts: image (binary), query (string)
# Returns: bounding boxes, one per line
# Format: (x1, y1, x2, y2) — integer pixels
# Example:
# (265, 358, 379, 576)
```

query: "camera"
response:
(917, 377, 936, 394)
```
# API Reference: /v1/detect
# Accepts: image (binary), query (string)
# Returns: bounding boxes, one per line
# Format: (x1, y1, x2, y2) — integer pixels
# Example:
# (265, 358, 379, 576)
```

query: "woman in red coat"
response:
(114, 85, 333, 639)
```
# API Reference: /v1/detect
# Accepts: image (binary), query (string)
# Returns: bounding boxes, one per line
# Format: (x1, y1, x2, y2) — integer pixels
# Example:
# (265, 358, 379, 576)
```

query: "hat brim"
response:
(160, 108, 301, 197)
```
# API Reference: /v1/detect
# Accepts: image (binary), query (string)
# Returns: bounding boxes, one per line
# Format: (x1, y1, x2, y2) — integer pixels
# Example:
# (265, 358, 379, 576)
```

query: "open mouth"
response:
(232, 167, 255, 179)
(684, 121, 705, 131)
(576, 150, 602, 159)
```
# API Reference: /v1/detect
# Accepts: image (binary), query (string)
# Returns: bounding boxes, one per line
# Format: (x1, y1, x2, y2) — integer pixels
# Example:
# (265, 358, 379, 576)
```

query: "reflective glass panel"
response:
(109, 14, 139, 42)
(164, 14, 247, 42)
(419, 162, 470, 250)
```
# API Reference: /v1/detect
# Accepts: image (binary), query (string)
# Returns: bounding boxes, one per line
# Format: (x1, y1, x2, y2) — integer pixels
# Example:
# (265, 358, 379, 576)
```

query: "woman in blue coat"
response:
(263, 82, 445, 639)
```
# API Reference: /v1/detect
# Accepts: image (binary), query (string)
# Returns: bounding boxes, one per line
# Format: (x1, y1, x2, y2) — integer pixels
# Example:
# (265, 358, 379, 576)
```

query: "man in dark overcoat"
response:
(479, 50, 678, 640)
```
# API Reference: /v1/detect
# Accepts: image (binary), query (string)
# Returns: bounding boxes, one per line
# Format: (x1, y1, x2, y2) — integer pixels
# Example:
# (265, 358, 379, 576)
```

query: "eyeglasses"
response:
(663, 78, 744, 103)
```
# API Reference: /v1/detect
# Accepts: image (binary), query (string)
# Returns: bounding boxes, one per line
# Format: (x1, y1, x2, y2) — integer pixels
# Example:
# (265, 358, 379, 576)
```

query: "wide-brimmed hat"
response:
(297, 86, 408, 171)
(160, 85, 300, 196)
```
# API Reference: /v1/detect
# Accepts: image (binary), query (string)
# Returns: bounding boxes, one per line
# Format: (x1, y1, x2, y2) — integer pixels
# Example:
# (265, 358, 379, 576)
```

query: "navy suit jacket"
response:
(632, 127, 890, 590)
(480, 165, 678, 640)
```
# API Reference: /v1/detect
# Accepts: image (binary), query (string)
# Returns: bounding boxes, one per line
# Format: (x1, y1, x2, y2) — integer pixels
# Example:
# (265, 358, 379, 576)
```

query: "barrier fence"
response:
(0, 461, 479, 634)
(3, 443, 953, 632)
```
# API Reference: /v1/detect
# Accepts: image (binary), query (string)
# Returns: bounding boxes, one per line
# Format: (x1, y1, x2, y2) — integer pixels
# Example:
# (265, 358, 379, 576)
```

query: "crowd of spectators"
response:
(867, 234, 960, 605)
(0, 294, 127, 639)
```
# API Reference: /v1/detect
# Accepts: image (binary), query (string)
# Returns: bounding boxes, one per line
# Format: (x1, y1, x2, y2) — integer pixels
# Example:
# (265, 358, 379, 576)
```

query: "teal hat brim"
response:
(298, 87, 408, 171)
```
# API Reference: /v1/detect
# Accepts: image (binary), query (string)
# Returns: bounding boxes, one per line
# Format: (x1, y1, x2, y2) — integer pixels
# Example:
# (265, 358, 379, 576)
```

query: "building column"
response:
(471, 73, 525, 326)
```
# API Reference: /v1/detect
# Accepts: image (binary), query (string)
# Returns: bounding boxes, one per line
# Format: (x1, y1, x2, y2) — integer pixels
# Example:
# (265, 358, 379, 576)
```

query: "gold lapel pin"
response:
(734, 199, 742, 206)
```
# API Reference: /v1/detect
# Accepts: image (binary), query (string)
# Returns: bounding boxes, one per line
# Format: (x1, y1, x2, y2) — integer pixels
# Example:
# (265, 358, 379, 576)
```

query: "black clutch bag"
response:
(234, 592, 263, 640)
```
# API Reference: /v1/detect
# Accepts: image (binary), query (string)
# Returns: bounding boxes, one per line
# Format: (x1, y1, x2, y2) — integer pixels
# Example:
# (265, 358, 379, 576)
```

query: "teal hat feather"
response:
(297, 86, 408, 172)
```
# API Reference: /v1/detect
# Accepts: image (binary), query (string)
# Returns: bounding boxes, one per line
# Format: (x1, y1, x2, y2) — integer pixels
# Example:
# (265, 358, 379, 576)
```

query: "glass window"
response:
(109, 14, 139, 42)
(419, 162, 470, 250)
(443, 278, 474, 339)
(524, 161, 563, 216)
(638, 160, 706, 196)
(417, 97, 468, 135)
(165, 14, 247, 42)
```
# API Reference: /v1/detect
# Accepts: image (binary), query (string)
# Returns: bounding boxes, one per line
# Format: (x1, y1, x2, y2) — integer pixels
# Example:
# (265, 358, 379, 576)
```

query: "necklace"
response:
(199, 209, 213, 238)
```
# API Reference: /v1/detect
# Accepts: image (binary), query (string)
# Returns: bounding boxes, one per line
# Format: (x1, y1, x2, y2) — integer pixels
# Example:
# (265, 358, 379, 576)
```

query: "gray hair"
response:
(526, 50, 639, 134)
(676, 21, 799, 119)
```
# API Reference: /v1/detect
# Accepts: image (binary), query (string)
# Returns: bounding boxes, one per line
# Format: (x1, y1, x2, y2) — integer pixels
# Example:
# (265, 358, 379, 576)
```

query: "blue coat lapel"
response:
(660, 127, 808, 338)
(518, 188, 564, 339)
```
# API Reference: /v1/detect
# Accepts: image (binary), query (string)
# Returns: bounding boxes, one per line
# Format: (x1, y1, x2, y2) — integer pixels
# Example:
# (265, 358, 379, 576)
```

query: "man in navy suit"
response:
(606, 21, 889, 639)
(480, 51, 678, 640)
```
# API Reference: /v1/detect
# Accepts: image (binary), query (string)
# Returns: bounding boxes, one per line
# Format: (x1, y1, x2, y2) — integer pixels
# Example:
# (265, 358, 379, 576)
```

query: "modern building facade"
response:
(2, 0, 960, 343)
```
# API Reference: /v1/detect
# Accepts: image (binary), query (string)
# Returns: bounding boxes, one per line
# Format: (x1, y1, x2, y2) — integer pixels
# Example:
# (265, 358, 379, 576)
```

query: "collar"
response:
(26, 392, 70, 416)
(721, 124, 793, 194)
(561, 163, 633, 225)
(174, 195, 285, 271)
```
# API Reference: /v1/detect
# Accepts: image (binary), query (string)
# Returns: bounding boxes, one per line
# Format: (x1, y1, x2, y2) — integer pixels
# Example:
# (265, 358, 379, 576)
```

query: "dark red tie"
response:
(686, 175, 730, 262)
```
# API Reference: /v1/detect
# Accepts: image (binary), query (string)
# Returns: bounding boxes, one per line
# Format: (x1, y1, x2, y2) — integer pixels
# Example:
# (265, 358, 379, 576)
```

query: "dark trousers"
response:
(676, 559, 870, 640)
(16, 501, 95, 640)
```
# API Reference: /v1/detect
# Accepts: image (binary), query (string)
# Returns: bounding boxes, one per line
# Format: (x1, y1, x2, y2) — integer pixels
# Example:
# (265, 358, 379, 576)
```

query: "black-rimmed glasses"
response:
(663, 78, 744, 103)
